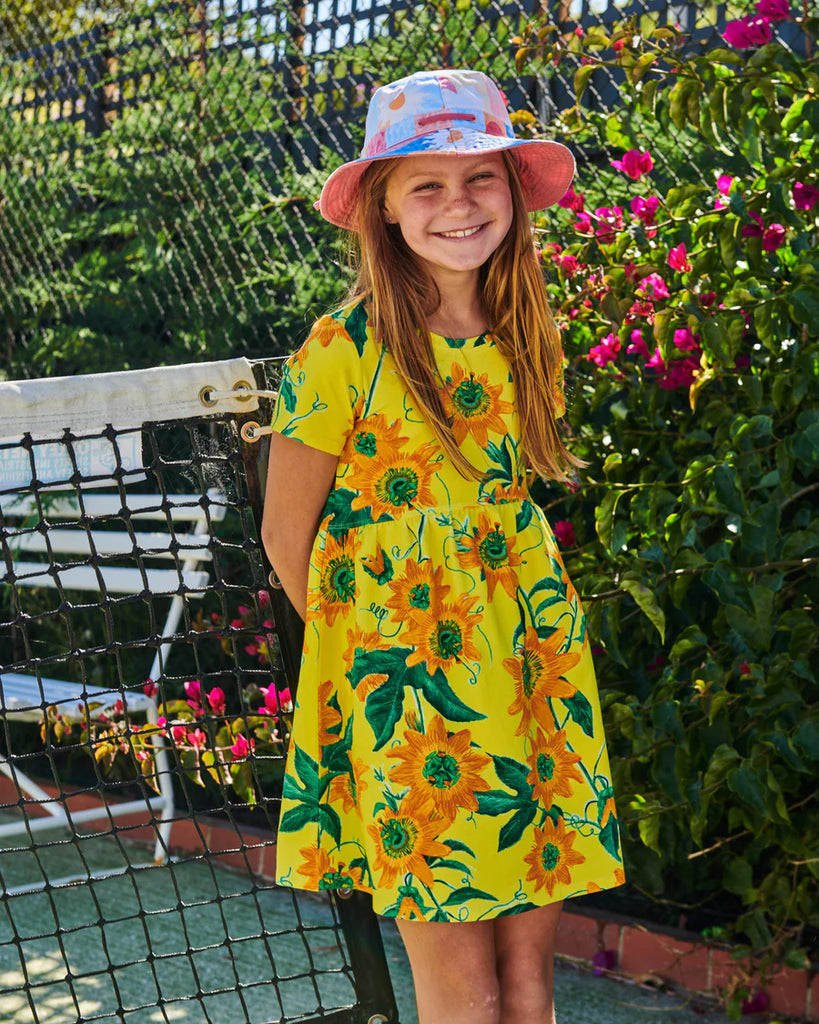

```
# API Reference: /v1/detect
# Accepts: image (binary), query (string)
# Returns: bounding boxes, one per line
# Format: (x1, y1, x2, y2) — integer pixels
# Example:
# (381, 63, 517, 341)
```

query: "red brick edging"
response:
(1, 776, 814, 1021)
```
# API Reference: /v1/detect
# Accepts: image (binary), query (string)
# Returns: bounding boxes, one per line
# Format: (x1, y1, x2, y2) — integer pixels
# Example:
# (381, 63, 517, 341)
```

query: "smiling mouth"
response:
(436, 224, 486, 239)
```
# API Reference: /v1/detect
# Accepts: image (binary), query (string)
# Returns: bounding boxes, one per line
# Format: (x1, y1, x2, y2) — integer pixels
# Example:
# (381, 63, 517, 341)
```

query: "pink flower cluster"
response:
(723, 0, 790, 49)
(610, 149, 654, 180)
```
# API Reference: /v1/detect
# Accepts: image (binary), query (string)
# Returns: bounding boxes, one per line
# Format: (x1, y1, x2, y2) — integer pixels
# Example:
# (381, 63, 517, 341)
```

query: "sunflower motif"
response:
(385, 559, 451, 621)
(347, 443, 439, 521)
(525, 727, 584, 809)
(314, 531, 358, 627)
(296, 845, 366, 891)
(367, 798, 451, 889)
(316, 680, 343, 748)
(328, 757, 370, 815)
(396, 884, 427, 920)
(457, 511, 522, 600)
(443, 362, 513, 448)
(340, 413, 410, 467)
(387, 714, 491, 822)
(343, 627, 389, 700)
(293, 315, 339, 368)
(504, 627, 580, 736)
(403, 593, 482, 674)
(523, 817, 586, 897)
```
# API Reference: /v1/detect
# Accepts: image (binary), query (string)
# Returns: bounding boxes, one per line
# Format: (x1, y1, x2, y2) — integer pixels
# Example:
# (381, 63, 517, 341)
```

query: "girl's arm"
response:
(261, 432, 339, 620)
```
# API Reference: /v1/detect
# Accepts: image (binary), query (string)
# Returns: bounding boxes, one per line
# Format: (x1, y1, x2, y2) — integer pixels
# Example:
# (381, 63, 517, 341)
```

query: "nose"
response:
(445, 181, 477, 213)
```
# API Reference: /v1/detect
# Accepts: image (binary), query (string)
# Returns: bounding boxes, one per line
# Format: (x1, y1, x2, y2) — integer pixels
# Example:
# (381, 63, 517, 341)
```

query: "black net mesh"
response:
(0, 359, 397, 1024)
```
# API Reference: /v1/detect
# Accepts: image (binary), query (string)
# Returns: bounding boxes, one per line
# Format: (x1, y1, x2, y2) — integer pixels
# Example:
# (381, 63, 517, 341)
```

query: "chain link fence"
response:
(3, 1, 808, 383)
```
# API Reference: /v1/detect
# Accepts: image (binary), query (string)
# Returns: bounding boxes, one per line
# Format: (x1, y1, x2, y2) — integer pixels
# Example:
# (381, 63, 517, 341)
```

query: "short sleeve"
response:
(270, 315, 362, 456)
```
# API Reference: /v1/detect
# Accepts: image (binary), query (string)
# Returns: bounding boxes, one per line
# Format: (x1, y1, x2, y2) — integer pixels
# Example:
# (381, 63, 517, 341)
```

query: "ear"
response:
(383, 209, 395, 224)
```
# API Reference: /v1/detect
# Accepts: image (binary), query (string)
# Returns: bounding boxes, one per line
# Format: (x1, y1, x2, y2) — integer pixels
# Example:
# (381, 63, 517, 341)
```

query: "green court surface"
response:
(0, 823, 734, 1024)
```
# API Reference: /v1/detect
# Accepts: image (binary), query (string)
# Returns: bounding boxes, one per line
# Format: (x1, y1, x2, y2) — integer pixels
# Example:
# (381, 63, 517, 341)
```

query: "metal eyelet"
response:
(199, 385, 217, 407)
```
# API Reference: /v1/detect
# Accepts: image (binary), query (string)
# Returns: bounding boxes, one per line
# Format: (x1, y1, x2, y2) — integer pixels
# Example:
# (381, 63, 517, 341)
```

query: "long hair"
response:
(344, 151, 582, 482)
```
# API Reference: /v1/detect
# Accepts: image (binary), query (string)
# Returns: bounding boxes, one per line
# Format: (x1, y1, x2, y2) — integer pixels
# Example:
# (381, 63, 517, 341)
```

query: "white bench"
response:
(0, 488, 225, 888)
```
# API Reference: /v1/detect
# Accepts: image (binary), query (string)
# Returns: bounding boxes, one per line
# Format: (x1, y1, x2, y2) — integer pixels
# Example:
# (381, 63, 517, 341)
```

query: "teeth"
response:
(438, 225, 482, 238)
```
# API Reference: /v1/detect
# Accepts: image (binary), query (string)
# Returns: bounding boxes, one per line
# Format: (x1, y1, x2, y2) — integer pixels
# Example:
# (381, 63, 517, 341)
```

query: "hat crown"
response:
(361, 69, 515, 160)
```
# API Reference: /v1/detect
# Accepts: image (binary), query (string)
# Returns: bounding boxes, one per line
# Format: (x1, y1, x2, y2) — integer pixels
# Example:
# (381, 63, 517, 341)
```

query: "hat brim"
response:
(316, 130, 576, 230)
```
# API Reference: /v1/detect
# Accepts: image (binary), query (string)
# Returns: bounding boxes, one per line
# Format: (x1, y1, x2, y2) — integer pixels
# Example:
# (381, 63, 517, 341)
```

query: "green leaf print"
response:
(599, 817, 622, 860)
(278, 801, 342, 847)
(323, 488, 381, 538)
(321, 713, 353, 773)
(515, 501, 534, 532)
(362, 547, 394, 584)
(348, 647, 485, 750)
(498, 803, 538, 852)
(492, 754, 532, 794)
(343, 301, 369, 355)
(280, 371, 296, 414)
(475, 790, 523, 816)
(441, 887, 497, 907)
(562, 691, 595, 737)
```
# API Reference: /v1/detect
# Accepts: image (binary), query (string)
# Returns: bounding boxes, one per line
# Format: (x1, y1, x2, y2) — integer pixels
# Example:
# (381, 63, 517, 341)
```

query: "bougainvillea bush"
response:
(517, 0, 817, 1010)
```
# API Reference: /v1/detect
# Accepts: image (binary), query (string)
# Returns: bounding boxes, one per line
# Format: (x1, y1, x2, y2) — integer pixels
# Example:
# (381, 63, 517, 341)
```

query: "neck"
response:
(427, 280, 487, 339)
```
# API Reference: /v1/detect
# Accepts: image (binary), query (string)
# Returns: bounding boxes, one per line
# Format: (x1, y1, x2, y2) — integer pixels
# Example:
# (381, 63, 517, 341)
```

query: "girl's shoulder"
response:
(307, 297, 377, 360)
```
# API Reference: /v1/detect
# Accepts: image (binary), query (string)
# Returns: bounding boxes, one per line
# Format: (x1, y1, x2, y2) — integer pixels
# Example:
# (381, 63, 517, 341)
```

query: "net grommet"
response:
(241, 420, 260, 442)
(268, 568, 284, 590)
(199, 386, 217, 407)
(232, 380, 253, 401)
(336, 885, 353, 898)
(367, 1015, 390, 1024)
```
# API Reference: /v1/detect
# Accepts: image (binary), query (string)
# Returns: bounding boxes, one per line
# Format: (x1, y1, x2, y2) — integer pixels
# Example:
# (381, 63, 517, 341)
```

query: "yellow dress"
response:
(270, 299, 625, 921)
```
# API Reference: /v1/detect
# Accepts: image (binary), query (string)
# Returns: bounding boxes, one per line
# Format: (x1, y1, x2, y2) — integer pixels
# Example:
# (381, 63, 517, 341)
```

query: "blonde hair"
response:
(345, 152, 581, 482)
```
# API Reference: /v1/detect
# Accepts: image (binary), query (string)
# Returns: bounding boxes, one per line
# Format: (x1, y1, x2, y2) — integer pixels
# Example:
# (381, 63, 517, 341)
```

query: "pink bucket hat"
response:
(317, 69, 575, 230)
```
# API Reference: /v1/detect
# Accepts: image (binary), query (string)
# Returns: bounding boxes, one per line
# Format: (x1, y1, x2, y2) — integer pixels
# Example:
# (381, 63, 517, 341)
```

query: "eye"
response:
(413, 182, 440, 192)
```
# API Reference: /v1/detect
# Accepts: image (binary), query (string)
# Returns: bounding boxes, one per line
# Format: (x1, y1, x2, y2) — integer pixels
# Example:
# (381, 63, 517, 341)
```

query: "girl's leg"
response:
(494, 900, 563, 1024)
(396, 918, 500, 1024)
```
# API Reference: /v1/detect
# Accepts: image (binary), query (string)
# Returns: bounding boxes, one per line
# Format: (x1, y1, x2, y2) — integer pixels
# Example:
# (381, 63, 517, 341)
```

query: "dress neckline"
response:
(429, 330, 492, 350)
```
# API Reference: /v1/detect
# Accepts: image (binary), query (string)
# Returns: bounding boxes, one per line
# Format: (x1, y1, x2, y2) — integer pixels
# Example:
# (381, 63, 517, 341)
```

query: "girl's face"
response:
(383, 152, 513, 291)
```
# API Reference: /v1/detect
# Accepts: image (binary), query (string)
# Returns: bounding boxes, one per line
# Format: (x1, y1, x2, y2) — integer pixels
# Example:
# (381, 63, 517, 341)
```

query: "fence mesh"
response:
(0, 359, 398, 1024)
(1, 1, 808, 385)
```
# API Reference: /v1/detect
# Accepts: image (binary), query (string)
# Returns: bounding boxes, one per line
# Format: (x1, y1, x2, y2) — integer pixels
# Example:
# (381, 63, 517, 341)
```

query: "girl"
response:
(262, 69, 624, 1024)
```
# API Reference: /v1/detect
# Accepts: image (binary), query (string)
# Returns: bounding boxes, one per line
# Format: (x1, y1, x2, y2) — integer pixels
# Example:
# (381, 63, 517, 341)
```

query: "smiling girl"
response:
(262, 69, 624, 1024)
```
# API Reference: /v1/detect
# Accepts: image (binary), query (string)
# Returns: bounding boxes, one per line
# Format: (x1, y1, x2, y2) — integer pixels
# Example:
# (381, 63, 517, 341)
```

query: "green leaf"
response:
(441, 886, 496, 907)
(637, 808, 662, 855)
(620, 578, 666, 642)
(574, 64, 596, 105)
(498, 803, 537, 851)
(561, 691, 594, 737)
(722, 857, 753, 896)
(599, 817, 621, 860)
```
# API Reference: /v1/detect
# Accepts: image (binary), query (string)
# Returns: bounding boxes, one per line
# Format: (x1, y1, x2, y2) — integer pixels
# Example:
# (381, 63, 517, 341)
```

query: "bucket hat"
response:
(317, 69, 575, 230)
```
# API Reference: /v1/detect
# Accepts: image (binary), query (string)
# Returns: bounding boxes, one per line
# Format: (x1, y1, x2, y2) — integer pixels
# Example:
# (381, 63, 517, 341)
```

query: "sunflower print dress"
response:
(270, 299, 625, 921)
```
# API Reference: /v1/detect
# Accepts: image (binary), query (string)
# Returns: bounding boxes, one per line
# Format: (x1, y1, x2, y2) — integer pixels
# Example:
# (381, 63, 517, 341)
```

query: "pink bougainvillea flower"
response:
(556, 254, 581, 277)
(171, 725, 187, 744)
(792, 181, 819, 211)
(722, 14, 772, 48)
(757, 0, 790, 19)
(587, 332, 621, 367)
(613, 38, 626, 53)
(595, 206, 625, 243)
(230, 733, 255, 758)
(574, 211, 593, 234)
(627, 329, 649, 357)
(558, 186, 586, 212)
(184, 680, 202, 707)
(610, 149, 654, 180)
(699, 291, 716, 307)
(553, 520, 577, 547)
(741, 211, 764, 238)
(143, 680, 158, 698)
(660, 356, 700, 390)
(206, 687, 226, 716)
(627, 299, 656, 324)
(187, 728, 208, 748)
(735, 353, 752, 369)
(157, 715, 167, 728)
(673, 328, 701, 352)
(636, 273, 670, 299)
(668, 243, 692, 272)
(762, 223, 787, 251)
(714, 174, 738, 210)
(630, 195, 660, 226)
(646, 347, 666, 372)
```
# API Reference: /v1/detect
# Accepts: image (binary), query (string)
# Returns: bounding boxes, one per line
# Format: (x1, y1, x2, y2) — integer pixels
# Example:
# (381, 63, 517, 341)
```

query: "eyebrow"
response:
(401, 160, 498, 183)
